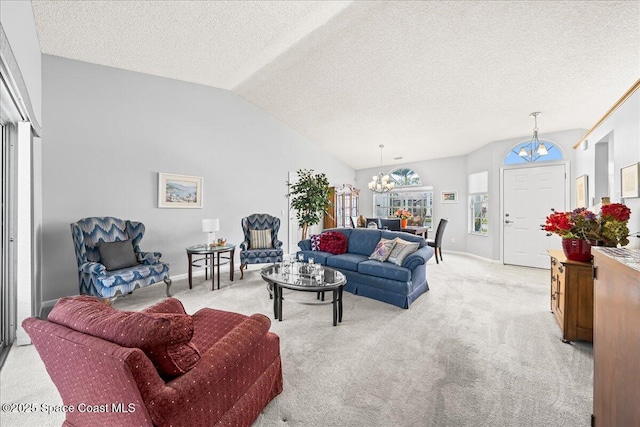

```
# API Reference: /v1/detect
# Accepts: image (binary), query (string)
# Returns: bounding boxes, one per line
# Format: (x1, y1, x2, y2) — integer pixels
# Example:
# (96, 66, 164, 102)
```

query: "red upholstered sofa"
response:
(22, 296, 283, 427)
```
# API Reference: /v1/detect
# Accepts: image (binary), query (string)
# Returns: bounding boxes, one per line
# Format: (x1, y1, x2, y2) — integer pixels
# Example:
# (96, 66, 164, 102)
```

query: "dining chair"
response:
(427, 219, 449, 264)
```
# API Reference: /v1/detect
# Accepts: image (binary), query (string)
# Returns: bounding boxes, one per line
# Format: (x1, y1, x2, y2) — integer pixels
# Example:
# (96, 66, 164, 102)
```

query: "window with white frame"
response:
(469, 171, 488, 235)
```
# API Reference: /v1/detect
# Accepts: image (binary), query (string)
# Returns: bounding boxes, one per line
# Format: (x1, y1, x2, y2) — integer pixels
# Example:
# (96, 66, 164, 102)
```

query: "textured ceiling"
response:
(32, 0, 640, 169)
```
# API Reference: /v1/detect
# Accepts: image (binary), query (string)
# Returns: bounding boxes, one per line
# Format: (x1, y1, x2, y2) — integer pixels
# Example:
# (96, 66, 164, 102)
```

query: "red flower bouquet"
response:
(542, 203, 631, 247)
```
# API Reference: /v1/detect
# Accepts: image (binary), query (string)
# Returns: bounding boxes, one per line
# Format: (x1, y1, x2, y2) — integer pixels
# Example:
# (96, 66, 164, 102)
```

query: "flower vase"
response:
(400, 218, 408, 228)
(561, 238, 592, 262)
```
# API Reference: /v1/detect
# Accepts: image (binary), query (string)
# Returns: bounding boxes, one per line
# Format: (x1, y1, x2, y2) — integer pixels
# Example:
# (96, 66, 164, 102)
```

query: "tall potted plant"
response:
(287, 169, 331, 240)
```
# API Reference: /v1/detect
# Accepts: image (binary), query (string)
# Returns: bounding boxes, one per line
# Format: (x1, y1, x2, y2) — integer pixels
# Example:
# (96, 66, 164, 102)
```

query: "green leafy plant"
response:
(286, 169, 331, 240)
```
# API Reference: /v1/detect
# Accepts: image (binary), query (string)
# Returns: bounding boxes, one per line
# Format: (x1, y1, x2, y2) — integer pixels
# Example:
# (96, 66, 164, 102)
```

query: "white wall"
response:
(356, 156, 467, 254)
(574, 87, 640, 248)
(471, 128, 586, 260)
(41, 55, 355, 302)
(356, 128, 587, 261)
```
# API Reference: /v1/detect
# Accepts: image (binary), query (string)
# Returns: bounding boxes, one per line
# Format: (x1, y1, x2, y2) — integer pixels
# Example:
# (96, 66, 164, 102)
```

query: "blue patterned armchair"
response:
(239, 214, 283, 279)
(70, 217, 172, 300)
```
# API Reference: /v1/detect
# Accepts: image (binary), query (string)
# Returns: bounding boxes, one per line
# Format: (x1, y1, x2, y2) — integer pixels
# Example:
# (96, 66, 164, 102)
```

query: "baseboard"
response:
(441, 250, 500, 264)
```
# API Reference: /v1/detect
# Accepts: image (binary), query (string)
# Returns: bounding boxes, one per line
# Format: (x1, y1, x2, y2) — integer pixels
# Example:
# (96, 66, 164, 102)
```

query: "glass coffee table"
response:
(261, 263, 346, 326)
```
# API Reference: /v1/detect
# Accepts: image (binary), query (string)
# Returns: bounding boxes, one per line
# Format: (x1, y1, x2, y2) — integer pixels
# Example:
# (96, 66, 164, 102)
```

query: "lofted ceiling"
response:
(32, 0, 640, 169)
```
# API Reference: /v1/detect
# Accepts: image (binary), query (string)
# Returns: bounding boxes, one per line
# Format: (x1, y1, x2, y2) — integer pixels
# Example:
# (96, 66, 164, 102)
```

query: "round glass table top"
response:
(186, 244, 235, 253)
(261, 262, 345, 291)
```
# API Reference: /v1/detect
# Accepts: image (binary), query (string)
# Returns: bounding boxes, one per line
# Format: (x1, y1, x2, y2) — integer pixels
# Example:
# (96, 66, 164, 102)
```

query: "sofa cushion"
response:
(388, 238, 420, 266)
(48, 296, 199, 378)
(250, 229, 273, 249)
(369, 238, 396, 262)
(326, 253, 368, 272)
(98, 240, 139, 271)
(358, 260, 412, 282)
(319, 231, 348, 254)
(347, 228, 384, 255)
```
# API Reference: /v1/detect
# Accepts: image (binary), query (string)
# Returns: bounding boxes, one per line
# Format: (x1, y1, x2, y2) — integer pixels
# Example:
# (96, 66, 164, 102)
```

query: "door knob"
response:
(505, 220, 513, 224)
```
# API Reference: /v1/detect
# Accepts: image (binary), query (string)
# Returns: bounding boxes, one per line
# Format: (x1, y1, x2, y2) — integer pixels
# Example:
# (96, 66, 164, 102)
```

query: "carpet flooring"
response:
(0, 253, 594, 426)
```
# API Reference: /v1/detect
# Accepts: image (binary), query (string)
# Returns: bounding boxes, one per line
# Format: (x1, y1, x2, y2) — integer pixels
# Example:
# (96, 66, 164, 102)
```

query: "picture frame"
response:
(575, 174, 588, 208)
(158, 173, 203, 208)
(620, 162, 640, 198)
(441, 191, 458, 203)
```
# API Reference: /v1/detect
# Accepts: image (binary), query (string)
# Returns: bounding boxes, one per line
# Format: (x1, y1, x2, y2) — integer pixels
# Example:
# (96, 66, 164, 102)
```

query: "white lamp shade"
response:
(202, 218, 220, 233)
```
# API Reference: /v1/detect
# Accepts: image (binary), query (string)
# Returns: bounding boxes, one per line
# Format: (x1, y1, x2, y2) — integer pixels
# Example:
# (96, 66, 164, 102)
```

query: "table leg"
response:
(332, 289, 338, 326)
(272, 283, 278, 319)
(205, 254, 209, 281)
(339, 286, 344, 322)
(211, 254, 215, 291)
(278, 286, 284, 321)
(188, 253, 193, 289)
(229, 248, 235, 281)
(216, 252, 221, 290)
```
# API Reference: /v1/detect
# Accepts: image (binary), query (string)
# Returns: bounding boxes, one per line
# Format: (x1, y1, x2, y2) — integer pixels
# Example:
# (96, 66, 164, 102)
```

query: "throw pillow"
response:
(318, 231, 348, 255)
(48, 296, 200, 379)
(250, 229, 273, 249)
(388, 237, 420, 266)
(98, 240, 139, 271)
(310, 234, 322, 251)
(369, 238, 397, 262)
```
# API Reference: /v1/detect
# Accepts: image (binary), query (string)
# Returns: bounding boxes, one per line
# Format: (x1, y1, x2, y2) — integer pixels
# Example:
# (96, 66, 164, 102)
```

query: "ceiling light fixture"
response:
(368, 144, 395, 193)
(518, 112, 548, 161)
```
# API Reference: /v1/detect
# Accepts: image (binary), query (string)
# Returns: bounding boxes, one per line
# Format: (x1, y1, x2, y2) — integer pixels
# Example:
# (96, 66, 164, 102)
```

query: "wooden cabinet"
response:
(547, 250, 593, 343)
(592, 248, 640, 427)
(324, 186, 359, 229)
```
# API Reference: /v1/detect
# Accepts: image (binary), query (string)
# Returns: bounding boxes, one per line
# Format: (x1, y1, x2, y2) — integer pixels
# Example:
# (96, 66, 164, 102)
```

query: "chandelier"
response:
(518, 112, 548, 161)
(368, 144, 395, 193)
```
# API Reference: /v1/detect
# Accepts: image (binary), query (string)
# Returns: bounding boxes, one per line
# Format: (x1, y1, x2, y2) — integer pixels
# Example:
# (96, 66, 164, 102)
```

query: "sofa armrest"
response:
(298, 239, 312, 251)
(142, 298, 187, 315)
(240, 240, 249, 251)
(402, 246, 434, 270)
(138, 251, 161, 265)
(157, 313, 271, 397)
(79, 261, 106, 275)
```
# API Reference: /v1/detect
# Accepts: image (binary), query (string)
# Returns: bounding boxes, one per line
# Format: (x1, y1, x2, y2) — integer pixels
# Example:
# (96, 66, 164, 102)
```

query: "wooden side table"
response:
(547, 249, 593, 343)
(186, 244, 235, 291)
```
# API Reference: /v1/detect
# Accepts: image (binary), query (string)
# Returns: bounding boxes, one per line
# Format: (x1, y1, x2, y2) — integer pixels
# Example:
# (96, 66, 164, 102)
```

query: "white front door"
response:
(503, 164, 566, 268)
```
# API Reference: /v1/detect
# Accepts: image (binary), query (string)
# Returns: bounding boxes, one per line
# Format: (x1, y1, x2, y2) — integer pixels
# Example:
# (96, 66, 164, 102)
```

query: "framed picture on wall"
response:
(441, 191, 458, 203)
(620, 162, 640, 198)
(575, 174, 588, 208)
(158, 173, 203, 208)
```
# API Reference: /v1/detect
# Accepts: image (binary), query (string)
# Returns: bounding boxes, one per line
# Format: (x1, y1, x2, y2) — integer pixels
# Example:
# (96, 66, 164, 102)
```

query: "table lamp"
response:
(202, 218, 219, 246)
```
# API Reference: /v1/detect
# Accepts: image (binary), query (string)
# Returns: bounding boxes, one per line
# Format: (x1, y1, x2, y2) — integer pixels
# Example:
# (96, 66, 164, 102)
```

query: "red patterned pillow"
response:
(48, 296, 200, 378)
(319, 231, 348, 254)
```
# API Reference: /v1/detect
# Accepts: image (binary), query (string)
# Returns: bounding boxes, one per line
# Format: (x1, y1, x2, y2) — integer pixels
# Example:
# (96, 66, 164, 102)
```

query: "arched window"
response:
(504, 140, 563, 165)
(374, 169, 432, 228)
(389, 168, 422, 186)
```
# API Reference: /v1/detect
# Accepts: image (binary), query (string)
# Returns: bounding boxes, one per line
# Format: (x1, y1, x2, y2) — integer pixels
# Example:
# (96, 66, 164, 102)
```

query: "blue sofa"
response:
(297, 228, 434, 308)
